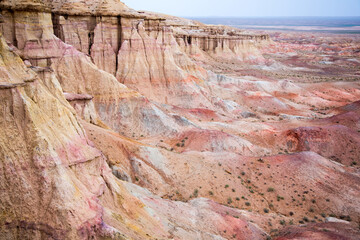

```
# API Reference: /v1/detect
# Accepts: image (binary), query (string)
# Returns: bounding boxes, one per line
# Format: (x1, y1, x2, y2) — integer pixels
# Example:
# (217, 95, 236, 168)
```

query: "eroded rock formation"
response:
(0, 0, 359, 239)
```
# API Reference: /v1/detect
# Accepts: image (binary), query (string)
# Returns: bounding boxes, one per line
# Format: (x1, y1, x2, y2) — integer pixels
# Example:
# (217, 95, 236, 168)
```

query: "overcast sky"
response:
(122, 0, 360, 17)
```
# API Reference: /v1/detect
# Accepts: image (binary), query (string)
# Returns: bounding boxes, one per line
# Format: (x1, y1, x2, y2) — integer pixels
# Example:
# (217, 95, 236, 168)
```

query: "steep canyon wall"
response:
(0, 1, 269, 106)
(0, 1, 281, 239)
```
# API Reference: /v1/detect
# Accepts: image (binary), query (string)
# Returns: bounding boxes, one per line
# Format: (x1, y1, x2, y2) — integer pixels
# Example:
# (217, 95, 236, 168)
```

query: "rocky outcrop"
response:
(0, 5, 191, 138)
(0, 32, 109, 239)
(64, 92, 99, 124)
(285, 125, 360, 165)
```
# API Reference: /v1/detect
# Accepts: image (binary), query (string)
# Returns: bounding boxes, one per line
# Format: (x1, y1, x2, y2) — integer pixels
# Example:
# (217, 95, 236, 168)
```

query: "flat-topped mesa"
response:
(174, 26, 270, 57)
(0, 0, 269, 71)
(139, 11, 270, 58)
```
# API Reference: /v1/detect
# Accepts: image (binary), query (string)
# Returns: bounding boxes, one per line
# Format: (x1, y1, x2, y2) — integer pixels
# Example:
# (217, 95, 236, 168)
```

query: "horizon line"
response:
(183, 16, 360, 18)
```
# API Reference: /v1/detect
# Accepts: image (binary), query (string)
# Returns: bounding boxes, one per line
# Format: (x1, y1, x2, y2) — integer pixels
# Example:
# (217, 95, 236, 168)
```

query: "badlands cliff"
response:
(0, 1, 360, 240)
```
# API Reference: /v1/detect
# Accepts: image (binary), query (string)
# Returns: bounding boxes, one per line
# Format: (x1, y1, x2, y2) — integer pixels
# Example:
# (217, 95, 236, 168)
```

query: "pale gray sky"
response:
(122, 0, 360, 17)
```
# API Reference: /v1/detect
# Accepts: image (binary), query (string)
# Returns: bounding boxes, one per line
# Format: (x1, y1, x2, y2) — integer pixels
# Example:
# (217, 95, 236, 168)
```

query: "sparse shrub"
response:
(227, 197, 233, 204)
(280, 220, 286, 225)
(241, 172, 245, 176)
(225, 184, 229, 188)
(193, 189, 199, 197)
(267, 187, 275, 192)
(245, 202, 251, 206)
(264, 208, 269, 213)
(236, 197, 240, 201)
(277, 195, 284, 201)
(209, 191, 214, 196)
